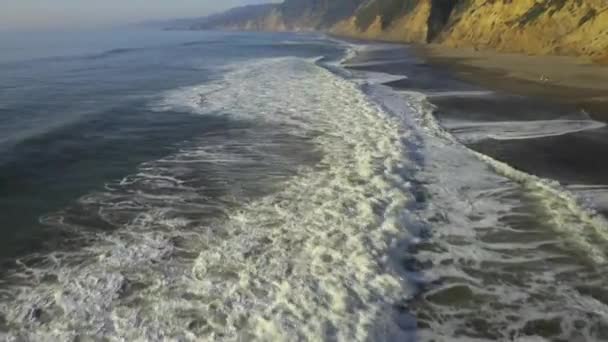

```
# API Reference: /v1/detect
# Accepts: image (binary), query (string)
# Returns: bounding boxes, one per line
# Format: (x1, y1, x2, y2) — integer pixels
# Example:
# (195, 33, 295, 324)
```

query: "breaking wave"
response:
(3, 39, 608, 341)
(384, 85, 608, 340)
(0, 57, 422, 340)
(337, 38, 608, 338)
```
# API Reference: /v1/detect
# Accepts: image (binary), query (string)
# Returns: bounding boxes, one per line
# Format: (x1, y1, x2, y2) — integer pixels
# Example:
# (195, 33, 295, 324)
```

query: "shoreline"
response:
(339, 35, 608, 214)
(396, 41, 608, 215)
(413, 43, 608, 122)
(341, 39, 608, 339)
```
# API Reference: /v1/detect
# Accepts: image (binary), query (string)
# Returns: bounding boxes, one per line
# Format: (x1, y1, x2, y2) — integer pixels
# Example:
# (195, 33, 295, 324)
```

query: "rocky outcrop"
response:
(199, 0, 608, 62)
(331, 1, 433, 42)
(435, 0, 608, 59)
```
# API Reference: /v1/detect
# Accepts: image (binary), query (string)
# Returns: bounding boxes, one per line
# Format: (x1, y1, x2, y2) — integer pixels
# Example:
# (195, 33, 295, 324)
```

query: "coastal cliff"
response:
(332, 0, 608, 62)
(192, 1, 366, 32)
(198, 0, 608, 62)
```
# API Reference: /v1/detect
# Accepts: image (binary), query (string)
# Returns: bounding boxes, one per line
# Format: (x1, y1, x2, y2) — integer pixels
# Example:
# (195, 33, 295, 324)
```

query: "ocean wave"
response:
(352, 58, 608, 340)
(4, 38, 608, 341)
(0, 56, 421, 340)
(399, 89, 608, 261)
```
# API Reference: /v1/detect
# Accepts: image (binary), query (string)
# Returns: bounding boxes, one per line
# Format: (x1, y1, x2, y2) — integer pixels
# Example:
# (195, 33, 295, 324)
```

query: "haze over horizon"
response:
(0, 0, 280, 31)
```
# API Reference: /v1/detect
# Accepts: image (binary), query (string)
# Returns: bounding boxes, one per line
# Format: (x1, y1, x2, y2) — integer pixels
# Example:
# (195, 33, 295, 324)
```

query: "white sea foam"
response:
(343, 60, 409, 68)
(340, 46, 358, 65)
(1, 57, 421, 341)
(357, 68, 608, 340)
(333, 40, 401, 66)
(4, 40, 608, 341)
(443, 118, 606, 143)
(348, 43, 608, 340)
(424, 90, 496, 98)
(567, 185, 608, 212)
(354, 71, 408, 85)
(398, 87, 608, 263)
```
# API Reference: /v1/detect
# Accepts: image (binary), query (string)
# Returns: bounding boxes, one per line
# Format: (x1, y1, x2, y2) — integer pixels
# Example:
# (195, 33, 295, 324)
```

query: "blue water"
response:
(0, 29, 341, 259)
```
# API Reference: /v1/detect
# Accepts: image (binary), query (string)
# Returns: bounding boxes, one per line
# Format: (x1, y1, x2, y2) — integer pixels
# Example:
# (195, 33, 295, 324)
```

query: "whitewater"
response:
(1, 37, 608, 341)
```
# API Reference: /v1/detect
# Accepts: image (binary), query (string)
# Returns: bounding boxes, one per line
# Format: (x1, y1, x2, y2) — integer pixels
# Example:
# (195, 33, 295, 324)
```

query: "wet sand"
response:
(345, 44, 608, 339)
(419, 45, 608, 214)
(348, 43, 608, 214)
(415, 44, 608, 122)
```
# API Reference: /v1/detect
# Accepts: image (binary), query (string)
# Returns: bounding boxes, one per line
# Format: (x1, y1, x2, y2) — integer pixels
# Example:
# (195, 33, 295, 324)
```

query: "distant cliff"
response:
(195, 0, 608, 62)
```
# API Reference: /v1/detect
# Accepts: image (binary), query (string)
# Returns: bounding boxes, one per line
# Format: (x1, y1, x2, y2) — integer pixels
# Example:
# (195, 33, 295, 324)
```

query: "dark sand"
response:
(348, 43, 608, 213)
(418, 45, 608, 213)
(345, 42, 608, 339)
(415, 44, 608, 122)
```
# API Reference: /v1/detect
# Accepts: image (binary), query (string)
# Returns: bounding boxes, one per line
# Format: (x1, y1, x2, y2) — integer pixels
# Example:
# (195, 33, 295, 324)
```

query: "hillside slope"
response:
(194, 0, 367, 31)
(201, 0, 608, 62)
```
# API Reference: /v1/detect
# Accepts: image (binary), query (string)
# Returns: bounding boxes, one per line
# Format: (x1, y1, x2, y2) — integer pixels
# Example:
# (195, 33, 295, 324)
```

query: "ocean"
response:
(0, 28, 607, 341)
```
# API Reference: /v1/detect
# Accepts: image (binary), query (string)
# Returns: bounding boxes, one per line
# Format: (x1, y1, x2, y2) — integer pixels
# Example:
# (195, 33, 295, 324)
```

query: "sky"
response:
(0, 0, 280, 31)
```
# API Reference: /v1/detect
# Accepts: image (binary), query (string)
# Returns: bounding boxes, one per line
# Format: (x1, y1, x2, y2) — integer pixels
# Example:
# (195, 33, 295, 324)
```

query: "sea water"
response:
(0, 29, 607, 341)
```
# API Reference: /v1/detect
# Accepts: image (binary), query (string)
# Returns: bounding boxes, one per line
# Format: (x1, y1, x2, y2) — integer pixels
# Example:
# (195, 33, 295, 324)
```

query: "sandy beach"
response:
(416, 44, 608, 122)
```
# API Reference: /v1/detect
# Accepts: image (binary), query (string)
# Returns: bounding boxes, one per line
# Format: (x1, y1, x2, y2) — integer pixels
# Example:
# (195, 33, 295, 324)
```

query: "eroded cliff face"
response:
(207, 0, 608, 61)
(331, 0, 608, 62)
(437, 0, 608, 60)
(331, 1, 432, 42)
(211, 0, 368, 32)
(226, 8, 290, 32)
